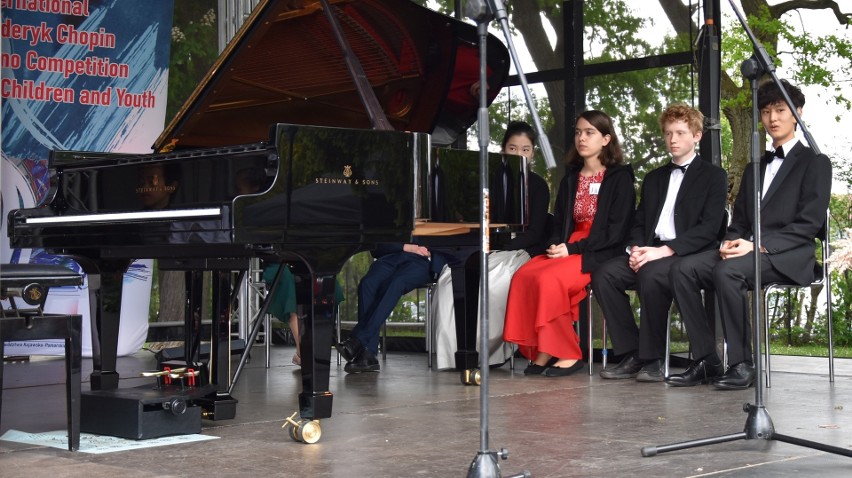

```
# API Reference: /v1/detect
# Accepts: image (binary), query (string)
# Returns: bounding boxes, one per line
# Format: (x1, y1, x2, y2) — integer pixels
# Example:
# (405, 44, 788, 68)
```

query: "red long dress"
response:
(502, 170, 604, 361)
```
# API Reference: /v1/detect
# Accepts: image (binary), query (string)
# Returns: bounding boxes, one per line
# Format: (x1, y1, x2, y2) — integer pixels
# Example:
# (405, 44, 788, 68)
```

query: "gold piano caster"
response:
(283, 411, 322, 444)
(461, 368, 481, 386)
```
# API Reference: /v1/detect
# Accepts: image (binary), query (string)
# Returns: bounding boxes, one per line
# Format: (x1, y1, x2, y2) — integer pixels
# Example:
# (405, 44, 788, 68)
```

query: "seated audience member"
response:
(594, 104, 726, 382)
(503, 110, 635, 377)
(262, 263, 302, 366)
(667, 79, 831, 389)
(337, 243, 448, 374)
(433, 121, 551, 369)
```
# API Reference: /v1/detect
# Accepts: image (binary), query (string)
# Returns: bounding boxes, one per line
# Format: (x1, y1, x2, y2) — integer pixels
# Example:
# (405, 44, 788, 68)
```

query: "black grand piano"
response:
(7, 0, 524, 441)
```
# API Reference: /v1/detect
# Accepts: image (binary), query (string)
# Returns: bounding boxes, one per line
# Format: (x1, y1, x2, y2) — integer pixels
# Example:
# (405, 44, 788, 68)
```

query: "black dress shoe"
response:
(344, 348, 380, 374)
(523, 357, 558, 375)
(711, 362, 755, 390)
(543, 361, 585, 377)
(599, 352, 644, 379)
(635, 359, 664, 383)
(336, 336, 364, 363)
(664, 358, 723, 387)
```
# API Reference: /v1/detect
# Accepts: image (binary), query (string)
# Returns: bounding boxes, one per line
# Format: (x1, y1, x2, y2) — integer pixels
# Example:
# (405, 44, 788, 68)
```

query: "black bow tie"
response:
(668, 162, 688, 174)
(766, 146, 784, 162)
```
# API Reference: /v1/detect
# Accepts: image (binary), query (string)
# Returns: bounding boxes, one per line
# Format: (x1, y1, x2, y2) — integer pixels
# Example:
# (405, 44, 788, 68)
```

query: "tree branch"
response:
(657, 0, 698, 35)
(770, 0, 851, 25)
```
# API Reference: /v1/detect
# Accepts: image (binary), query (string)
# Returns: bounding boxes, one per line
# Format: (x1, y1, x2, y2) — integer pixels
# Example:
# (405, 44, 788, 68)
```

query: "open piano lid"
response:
(154, 0, 509, 152)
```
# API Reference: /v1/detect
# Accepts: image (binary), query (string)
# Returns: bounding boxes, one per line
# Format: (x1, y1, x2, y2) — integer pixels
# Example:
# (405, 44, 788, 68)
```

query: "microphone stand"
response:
(484, 0, 557, 170)
(463, 1, 531, 477)
(641, 0, 850, 459)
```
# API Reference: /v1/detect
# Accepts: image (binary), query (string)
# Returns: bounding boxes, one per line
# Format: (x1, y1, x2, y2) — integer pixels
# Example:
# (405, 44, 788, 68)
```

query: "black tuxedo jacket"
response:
(728, 142, 832, 285)
(628, 155, 727, 256)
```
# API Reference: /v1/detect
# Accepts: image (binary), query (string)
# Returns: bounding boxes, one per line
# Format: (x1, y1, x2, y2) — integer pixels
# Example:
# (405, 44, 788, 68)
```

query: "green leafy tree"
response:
(658, 0, 852, 199)
(166, 2, 219, 124)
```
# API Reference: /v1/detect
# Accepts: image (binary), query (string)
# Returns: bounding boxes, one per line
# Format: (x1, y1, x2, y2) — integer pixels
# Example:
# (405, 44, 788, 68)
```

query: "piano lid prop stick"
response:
(319, 0, 393, 131)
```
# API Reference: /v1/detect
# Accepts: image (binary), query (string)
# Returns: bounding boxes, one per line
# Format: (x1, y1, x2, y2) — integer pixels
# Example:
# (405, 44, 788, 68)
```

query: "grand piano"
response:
(7, 0, 522, 441)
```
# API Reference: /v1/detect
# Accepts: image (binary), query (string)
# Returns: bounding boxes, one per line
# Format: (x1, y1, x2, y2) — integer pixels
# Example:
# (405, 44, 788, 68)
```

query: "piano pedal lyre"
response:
(282, 411, 322, 444)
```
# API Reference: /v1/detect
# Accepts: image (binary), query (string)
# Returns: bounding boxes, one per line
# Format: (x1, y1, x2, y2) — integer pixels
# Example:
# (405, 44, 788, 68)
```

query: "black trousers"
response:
(592, 255, 682, 361)
(671, 250, 786, 366)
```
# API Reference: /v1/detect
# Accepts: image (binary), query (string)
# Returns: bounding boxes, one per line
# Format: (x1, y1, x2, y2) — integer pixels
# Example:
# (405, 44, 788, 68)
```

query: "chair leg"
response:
(264, 311, 271, 369)
(586, 288, 606, 375)
(586, 289, 594, 375)
(335, 306, 342, 366)
(762, 287, 772, 388)
(601, 314, 608, 371)
(664, 309, 672, 378)
(425, 285, 433, 368)
(825, 279, 835, 383)
(381, 323, 387, 361)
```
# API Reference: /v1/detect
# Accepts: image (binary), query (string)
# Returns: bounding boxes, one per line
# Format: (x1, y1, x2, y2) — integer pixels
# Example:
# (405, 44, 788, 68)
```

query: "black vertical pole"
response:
(698, 0, 722, 168)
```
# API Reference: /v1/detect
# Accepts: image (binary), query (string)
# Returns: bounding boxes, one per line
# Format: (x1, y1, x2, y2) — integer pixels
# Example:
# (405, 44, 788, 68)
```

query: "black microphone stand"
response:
(641, 0, 851, 459)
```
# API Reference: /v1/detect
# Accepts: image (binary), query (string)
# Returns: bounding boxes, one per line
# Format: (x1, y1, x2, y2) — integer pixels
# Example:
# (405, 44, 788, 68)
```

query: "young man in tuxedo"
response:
(667, 79, 832, 389)
(594, 104, 727, 382)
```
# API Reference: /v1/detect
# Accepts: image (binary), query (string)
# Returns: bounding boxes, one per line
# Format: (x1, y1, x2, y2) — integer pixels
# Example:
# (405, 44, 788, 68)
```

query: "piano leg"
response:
(452, 256, 481, 371)
(298, 274, 335, 420)
(210, 271, 233, 387)
(73, 256, 128, 390)
(182, 270, 237, 420)
(185, 271, 203, 367)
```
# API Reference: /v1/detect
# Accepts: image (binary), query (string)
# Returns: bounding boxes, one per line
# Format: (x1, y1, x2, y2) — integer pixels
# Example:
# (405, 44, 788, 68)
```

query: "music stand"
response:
(641, 0, 852, 460)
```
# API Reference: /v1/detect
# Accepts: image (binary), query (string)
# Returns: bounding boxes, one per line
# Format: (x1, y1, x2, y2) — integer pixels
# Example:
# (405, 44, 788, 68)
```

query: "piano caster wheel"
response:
(283, 411, 322, 444)
(461, 368, 481, 386)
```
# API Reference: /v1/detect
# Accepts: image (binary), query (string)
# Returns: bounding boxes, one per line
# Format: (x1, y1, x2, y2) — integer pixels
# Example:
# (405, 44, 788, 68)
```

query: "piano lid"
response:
(154, 0, 509, 152)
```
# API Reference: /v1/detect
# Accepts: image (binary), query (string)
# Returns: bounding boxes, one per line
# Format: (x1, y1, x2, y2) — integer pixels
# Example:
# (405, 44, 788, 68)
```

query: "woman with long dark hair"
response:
(503, 110, 635, 377)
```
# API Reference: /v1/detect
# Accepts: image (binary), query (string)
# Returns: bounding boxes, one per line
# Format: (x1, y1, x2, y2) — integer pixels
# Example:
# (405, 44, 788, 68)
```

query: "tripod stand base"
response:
(642, 402, 852, 458)
(466, 450, 531, 478)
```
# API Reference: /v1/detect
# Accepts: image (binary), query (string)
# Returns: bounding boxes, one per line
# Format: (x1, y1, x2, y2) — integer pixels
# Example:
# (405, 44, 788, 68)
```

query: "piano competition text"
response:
(1, 0, 157, 108)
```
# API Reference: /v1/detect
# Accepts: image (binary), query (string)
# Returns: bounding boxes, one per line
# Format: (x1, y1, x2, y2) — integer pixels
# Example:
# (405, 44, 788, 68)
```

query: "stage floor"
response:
(2, 344, 850, 477)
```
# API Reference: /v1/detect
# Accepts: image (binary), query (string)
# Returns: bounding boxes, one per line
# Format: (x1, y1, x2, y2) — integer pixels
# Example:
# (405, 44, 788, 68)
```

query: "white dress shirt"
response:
(654, 155, 696, 242)
(762, 138, 799, 199)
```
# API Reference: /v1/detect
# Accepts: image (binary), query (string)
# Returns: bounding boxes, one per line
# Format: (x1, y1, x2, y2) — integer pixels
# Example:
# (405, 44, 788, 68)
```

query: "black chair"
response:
(1, 263, 83, 451)
(761, 210, 834, 387)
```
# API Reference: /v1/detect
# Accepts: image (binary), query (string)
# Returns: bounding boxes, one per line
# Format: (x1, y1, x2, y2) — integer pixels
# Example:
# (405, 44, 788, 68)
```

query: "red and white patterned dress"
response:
(503, 170, 605, 361)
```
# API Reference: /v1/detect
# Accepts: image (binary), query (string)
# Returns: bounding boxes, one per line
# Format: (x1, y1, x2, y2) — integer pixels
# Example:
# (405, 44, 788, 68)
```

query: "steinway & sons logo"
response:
(314, 165, 379, 186)
(136, 173, 177, 194)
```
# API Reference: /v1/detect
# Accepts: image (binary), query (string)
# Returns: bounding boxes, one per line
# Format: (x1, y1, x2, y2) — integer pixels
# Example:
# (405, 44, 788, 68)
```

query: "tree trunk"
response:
(724, 105, 755, 202)
(157, 269, 186, 322)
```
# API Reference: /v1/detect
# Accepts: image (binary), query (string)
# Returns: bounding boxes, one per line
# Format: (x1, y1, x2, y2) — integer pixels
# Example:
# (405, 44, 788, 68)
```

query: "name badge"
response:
(589, 182, 601, 195)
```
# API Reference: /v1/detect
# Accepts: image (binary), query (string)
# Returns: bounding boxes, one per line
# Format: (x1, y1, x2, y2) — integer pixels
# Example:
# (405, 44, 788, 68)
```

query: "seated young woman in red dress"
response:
(503, 110, 635, 377)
